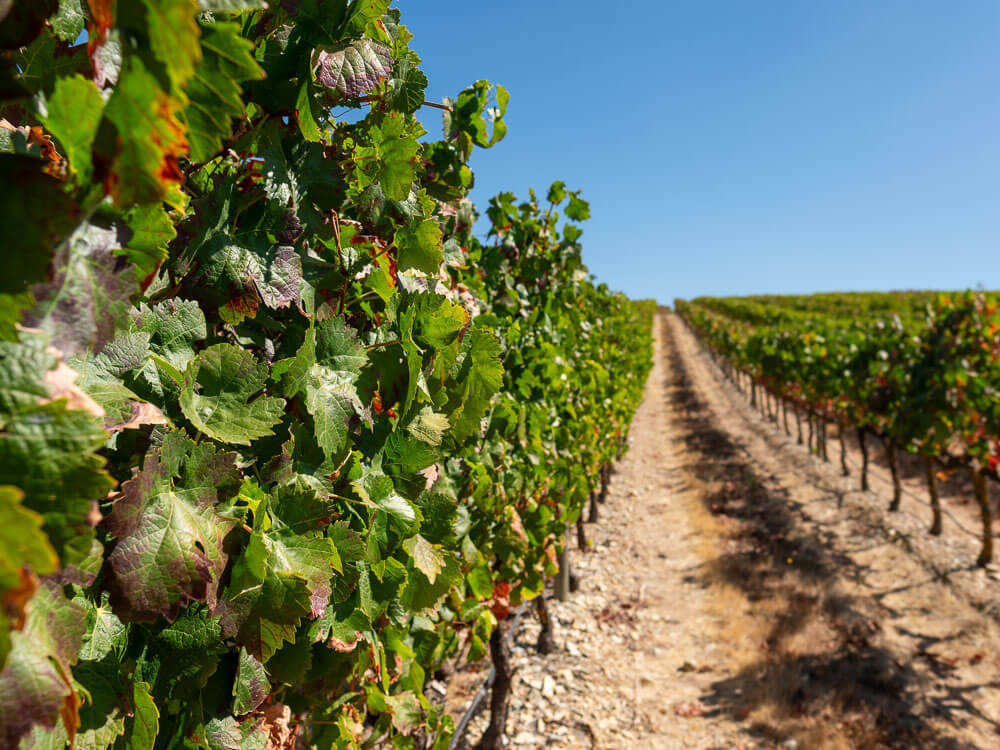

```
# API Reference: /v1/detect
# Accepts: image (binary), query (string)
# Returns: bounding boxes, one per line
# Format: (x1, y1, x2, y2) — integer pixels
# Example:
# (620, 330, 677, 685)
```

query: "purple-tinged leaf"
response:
(313, 38, 393, 98)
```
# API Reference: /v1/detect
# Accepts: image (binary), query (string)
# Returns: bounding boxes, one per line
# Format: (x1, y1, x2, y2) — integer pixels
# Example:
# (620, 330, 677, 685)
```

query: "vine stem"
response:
(365, 338, 401, 351)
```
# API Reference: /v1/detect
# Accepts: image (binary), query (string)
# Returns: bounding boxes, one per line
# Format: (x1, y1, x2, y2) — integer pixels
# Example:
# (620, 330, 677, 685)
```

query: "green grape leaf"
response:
(24, 220, 139, 356)
(77, 593, 128, 663)
(400, 553, 461, 612)
(125, 681, 159, 750)
(395, 217, 442, 275)
(352, 113, 419, 202)
(143, 606, 228, 702)
(314, 38, 393, 98)
(219, 527, 341, 661)
(401, 534, 443, 584)
(565, 193, 590, 221)
(546, 180, 566, 205)
(40, 74, 103, 181)
(386, 54, 427, 115)
(182, 21, 264, 163)
(0, 486, 57, 593)
(385, 690, 421, 734)
(138, 0, 202, 93)
(232, 648, 270, 715)
(74, 661, 128, 749)
(50, 0, 86, 42)
(102, 59, 188, 208)
(342, 0, 390, 36)
(406, 407, 449, 446)
(104, 431, 241, 621)
(352, 462, 417, 529)
(295, 318, 369, 460)
(132, 299, 207, 371)
(0, 341, 113, 567)
(0, 582, 85, 748)
(122, 204, 177, 283)
(0, 486, 57, 669)
(199, 236, 303, 323)
(179, 344, 285, 445)
(448, 325, 503, 441)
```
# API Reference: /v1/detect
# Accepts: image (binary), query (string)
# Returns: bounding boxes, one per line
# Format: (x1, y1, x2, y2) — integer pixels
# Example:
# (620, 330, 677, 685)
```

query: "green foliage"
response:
(678, 291, 1000, 471)
(0, 3, 653, 749)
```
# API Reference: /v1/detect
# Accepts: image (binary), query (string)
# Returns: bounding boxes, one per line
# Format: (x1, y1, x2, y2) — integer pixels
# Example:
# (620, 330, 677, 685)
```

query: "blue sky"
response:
(402, 1, 1000, 304)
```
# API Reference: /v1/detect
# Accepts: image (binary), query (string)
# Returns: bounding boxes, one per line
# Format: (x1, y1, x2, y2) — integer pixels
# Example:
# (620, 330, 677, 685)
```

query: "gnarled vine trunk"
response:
(535, 595, 556, 655)
(971, 469, 993, 567)
(858, 428, 870, 491)
(795, 406, 803, 445)
(481, 623, 512, 750)
(886, 439, 901, 511)
(838, 420, 849, 476)
(924, 455, 941, 536)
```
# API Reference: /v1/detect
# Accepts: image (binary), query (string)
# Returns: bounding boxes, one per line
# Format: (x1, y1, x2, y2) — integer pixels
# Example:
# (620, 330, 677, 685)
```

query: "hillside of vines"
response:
(0, 2, 655, 749)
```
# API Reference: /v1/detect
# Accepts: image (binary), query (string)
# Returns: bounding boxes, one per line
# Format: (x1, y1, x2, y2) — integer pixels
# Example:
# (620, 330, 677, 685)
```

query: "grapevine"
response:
(0, 3, 654, 749)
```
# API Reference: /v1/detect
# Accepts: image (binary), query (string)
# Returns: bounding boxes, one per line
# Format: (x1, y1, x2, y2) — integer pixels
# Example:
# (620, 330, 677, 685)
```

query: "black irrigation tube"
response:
(448, 602, 530, 750)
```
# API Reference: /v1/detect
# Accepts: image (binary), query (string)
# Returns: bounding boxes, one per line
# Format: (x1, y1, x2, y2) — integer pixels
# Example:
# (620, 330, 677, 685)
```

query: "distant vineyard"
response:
(677, 291, 1000, 565)
(0, 2, 653, 749)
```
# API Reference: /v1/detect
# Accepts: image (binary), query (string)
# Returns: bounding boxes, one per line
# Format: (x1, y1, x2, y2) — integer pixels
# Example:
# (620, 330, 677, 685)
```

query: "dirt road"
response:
(451, 311, 1000, 749)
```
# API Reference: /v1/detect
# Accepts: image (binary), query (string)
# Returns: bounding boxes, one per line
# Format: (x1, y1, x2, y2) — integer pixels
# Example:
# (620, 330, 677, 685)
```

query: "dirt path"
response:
(449, 311, 1000, 749)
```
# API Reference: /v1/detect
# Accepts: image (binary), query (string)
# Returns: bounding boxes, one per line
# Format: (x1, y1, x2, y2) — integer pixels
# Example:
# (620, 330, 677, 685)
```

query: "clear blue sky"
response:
(402, 1, 1000, 304)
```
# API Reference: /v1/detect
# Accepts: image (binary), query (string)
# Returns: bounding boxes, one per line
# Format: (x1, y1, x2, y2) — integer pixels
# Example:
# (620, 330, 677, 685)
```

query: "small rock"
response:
(511, 732, 541, 745)
(541, 675, 556, 698)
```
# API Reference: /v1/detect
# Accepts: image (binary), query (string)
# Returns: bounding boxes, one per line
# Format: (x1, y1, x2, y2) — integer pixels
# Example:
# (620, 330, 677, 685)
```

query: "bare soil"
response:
(445, 311, 1000, 749)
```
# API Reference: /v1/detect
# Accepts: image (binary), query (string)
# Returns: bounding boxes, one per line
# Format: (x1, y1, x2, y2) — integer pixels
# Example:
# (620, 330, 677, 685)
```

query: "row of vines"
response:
(0, 2, 654, 748)
(676, 292, 1000, 566)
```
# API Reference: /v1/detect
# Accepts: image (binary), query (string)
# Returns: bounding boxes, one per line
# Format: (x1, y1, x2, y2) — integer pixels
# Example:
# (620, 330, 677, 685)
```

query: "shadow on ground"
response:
(662, 319, 1000, 750)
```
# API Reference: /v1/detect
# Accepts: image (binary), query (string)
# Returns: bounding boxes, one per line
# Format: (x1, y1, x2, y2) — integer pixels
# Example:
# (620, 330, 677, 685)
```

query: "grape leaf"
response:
(0, 486, 57, 669)
(352, 113, 419, 202)
(49, 0, 87, 42)
(0, 341, 113, 567)
(232, 648, 270, 715)
(401, 534, 443, 584)
(314, 38, 393, 98)
(137, 0, 202, 93)
(125, 681, 159, 750)
(104, 431, 241, 621)
(219, 527, 341, 661)
(395, 217, 442, 275)
(199, 236, 303, 323)
(448, 324, 503, 441)
(292, 318, 369, 460)
(179, 344, 285, 445)
(182, 21, 264, 162)
(0, 581, 85, 748)
(24, 220, 139, 357)
(122, 204, 177, 282)
(102, 59, 188, 208)
(40, 74, 103, 181)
